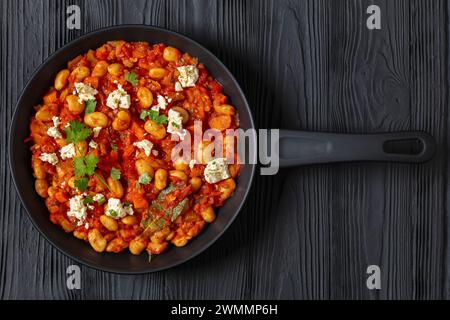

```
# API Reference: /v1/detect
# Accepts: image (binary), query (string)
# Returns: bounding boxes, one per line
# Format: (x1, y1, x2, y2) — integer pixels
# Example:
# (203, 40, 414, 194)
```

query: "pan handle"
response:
(275, 130, 436, 168)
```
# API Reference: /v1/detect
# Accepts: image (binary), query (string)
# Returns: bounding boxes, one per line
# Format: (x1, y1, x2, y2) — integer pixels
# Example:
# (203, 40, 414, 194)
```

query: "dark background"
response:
(1, 0, 448, 299)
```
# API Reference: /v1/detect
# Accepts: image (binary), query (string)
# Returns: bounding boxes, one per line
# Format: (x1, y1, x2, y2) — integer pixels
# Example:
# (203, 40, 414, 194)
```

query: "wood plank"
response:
(407, 0, 447, 299)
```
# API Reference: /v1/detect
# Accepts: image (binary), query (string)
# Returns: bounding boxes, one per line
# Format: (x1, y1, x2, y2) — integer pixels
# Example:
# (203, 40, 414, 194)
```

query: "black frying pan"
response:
(9, 25, 435, 274)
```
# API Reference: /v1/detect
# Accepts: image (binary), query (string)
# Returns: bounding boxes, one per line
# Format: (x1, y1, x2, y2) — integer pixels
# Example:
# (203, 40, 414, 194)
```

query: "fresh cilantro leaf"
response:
(111, 144, 118, 152)
(74, 154, 98, 177)
(140, 109, 157, 121)
(85, 99, 97, 114)
(140, 110, 148, 120)
(74, 177, 89, 191)
(138, 172, 151, 185)
(83, 195, 94, 205)
(65, 120, 91, 143)
(74, 157, 86, 177)
(109, 210, 118, 217)
(110, 167, 121, 180)
(171, 121, 180, 128)
(123, 201, 131, 207)
(155, 114, 168, 125)
(140, 109, 168, 125)
(84, 154, 99, 176)
(124, 72, 138, 86)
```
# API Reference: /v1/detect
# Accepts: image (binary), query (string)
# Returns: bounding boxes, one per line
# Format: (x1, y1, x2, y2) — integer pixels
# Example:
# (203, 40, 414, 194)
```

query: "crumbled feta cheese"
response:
(106, 84, 130, 109)
(167, 109, 183, 131)
(105, 198, 134, 219)
(87, 204, 94, 210)
(47, 126, 62, 139)
(74, 82, 98, 102)
(204, 158, 230, 184)
(105, 198, 122, 218)
(84, 222, 89, 229)
(151, 95, 169, 112)
(60, 143, 76, 160)
(189, 159, 197, 169)
(39, 153, 59, 165)
(46, 116, 62, 139)
(89, 140, 98, 149)
(123, 205, 134, 216)
(133, 139, 153, 156)
(152, 149, 159, 156)
(93, 193, 104, 203)
(167, 109, 187, 140)
(52, 116, 60, 127)
(93, 127, 102, 137)
(67, 195, 87, 226)
(177, 65, 199, 87)
(174, 81, 183, 92)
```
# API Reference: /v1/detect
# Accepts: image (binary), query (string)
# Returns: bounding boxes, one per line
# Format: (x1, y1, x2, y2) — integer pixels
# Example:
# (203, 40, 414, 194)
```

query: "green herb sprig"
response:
(140, 109, 168, 125)
(124, 72, 138, 86)
(85, 99, 97, 114)
(65, 120, 91, 143)
(110, 167, 121, 180)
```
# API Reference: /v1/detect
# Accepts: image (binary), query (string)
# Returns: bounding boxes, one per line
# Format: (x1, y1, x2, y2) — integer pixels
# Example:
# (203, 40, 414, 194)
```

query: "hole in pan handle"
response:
(275, 130, 436, 168)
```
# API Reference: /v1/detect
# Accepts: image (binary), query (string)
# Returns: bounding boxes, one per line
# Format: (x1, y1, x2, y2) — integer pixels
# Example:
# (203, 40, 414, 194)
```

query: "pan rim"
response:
(8, 24, 256, 274)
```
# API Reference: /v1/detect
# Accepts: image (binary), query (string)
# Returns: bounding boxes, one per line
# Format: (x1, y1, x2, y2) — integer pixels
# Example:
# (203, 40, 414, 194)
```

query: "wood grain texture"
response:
(0, 0, 448, 299)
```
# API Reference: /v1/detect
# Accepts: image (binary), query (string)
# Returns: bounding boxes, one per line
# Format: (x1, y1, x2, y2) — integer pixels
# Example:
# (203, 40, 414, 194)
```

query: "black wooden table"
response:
(1, 0, 448, 300)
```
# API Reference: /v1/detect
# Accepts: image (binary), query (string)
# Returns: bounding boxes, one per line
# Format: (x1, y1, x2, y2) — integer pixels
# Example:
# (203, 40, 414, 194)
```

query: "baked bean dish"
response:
(28, 41, 240, 256)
